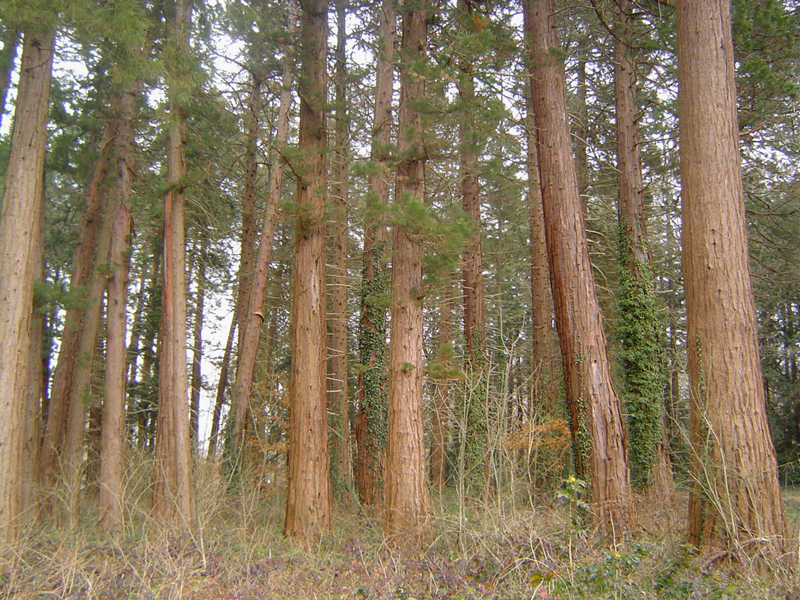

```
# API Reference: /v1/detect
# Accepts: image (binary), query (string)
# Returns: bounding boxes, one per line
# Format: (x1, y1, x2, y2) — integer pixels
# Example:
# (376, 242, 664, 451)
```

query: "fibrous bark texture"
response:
(0, 25, 53, 543)
(284, 0, 333, 542)
(525, 0, 631, 530)
(385, 0, 432, 542)
(677, 0, 786, 553)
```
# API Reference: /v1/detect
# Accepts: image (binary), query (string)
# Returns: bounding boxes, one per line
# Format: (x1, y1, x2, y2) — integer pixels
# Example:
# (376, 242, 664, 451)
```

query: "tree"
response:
(328, 0, 352, 488)
(152, 0, 194, 528)
(677, 0, 786, 553)
(0, 20, 54, 543)
(355, 0, 395, 506)
(384, 0, 432, 541)
(525, 0, 631, 528)
(611, 0, 672, 496)
(284, 0, 333, 542)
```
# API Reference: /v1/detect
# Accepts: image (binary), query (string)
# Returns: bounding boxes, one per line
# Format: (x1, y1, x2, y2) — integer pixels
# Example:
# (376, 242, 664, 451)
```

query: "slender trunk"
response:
(525, 94, 560, 414)
(385, 1, 431, 542)
(574, 35, 589, 209)
(430, 285, 454, 489)
(284, 0, 332, 542)
(189, 247, 206, 449)
(0, 25, 53, 543)
(98, 78, 137, 531)
(355, 0, 395, 507)
(678, 0, 786, 552)
(153, 0, 194, 528)
(232, 0, 296, 469)
(207, 317, 236, 459)
(41, 119, 117, 493)
(525, 0, 631, 529)
(328, 0, 352, 488)
(236, 73, 263, 352)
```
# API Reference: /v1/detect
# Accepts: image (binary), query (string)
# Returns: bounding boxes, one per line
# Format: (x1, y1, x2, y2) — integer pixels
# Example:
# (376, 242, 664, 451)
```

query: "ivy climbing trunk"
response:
(385, 0, 432, 542)
(677, 0, 786, 553)
(0, 23, 53, 543)
(525, 0, 631, 529)
(284, 0, 333, 542)
(355, 0, 395, 507)
(612, 0, 672, 497)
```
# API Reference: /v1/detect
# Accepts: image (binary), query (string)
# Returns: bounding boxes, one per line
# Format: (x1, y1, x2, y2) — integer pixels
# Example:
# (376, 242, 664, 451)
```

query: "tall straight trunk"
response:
(0, 26, 19, 130)
(98, 205, 133, 531)
(328, 0, 352, 488)
(153, 0, 194, 528)
(525, 0, 631, 529)
(189, 246, 206, 449)
(574, 35, 589, 207)
(284, 0, 332, 542)
(524, 96, 560, 413)
(99, 79, 137, 531)
(385, 1, 431, 541)
(236, 72, 263, 353)
(0, 24, 53, 543)
(457, 0, 485, 365)
(22, 191, 45, 517)
(40, 119, 117, 494)
(207, 317, 236, 459)
(355, 0, 395, 506)
(613, 0, 672, 496)
(232, 0, 295, 469)
(677, 0, 786, 552)
(430, 285, 454, 489)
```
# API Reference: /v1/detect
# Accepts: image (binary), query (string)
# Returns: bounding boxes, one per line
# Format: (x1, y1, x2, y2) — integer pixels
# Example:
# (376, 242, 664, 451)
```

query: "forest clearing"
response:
(2, 0, 800, 597)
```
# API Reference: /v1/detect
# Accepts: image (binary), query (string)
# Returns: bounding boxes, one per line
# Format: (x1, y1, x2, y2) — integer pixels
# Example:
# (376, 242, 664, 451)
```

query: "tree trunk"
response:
(189, 245, 206, 450)
(430, 285, 454, 489)
(40, 119, 117, 497)
(677, 0, 786, 553)
(525, 0, 631, 530)
(613, 0, 672, 496)
(355, 0, 395, 507)
(0, 24, 53, 543)
(524, 95, 560, 415)
(98, 205, 133, 531)
(283, 0, 332, 542)
(385, 1, 432, 542)
(207, 317, 236, 459)
(232, 0, 295, 471)
(327, 0, 352, 489)
(153, 0, 194, 528)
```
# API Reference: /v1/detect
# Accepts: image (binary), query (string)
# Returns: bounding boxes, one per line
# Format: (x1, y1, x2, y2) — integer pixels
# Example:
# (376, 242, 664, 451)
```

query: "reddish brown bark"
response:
(678, 0, 786, 552)
(327, 0, 352, 488)
(284, 0, 332, 542)
(385, 1, 432, 541)
(0, 25, 53, 543)
(232, 0, 295, 468)
(98, 205, 133, 531)
(153, 0, 194, 528)
(525, 0, 631, 529)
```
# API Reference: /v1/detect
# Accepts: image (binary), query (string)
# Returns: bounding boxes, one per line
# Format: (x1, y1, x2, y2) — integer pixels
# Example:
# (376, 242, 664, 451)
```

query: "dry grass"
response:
(1, 466, 798, 599)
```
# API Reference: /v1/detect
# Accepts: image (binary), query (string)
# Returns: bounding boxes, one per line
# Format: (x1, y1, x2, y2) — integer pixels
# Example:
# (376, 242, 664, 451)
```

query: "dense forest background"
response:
(2, 0, 800, 598)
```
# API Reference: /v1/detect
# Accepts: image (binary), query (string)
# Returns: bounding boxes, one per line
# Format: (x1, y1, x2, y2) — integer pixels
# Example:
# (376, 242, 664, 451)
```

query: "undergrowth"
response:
(1, 467, 797, 599)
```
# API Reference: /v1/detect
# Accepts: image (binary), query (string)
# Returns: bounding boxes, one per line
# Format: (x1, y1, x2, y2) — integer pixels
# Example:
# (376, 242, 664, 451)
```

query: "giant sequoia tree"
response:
(0, 19, 54, 544)
(677, 0, 786, 552)
(525, 0, 631, 527)
(385, 0, 432, 541)
(284, 0, 333, 542)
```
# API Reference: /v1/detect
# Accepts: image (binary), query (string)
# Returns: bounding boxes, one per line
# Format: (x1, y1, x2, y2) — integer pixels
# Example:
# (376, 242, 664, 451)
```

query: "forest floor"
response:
(2, 470, 799, 600)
